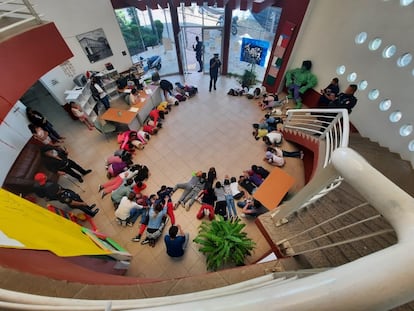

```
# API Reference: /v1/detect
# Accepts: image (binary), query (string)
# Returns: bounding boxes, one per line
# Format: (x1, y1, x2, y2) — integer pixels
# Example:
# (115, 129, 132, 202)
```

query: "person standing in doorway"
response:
(209, 53, 221, 92)
(193, 36, 203, 72)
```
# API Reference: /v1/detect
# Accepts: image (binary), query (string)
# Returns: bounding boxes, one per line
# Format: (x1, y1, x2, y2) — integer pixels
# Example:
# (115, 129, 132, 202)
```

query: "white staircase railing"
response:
(270, 108, 348, 221)
(0, 148, 413, 310)
(0, 0, 42, 34)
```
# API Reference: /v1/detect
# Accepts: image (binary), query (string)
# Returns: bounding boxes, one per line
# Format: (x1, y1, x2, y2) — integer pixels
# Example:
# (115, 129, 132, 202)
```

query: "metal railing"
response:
(270, 108, 348, 221)
(1, 148, 413, 310)
(0, 0, 41, 34)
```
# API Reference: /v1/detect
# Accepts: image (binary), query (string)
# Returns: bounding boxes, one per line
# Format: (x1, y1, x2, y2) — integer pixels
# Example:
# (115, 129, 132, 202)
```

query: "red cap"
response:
(34, 172, 47, 185)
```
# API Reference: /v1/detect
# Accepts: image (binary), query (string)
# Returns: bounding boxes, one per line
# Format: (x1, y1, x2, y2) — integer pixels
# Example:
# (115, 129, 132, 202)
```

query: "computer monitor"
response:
(73, 74, 87, 87)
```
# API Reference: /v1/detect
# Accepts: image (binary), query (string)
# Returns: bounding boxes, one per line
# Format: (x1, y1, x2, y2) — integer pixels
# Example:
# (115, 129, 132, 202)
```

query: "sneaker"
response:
(83, 169, 92, 175)
(141, 239, 149, 245)
(101, 191, 107, 199)
(127, 222, 134, 227)
(91, 208, 99, 217)
(89, 204, 96, 210)
(98, 185, 103, 192)
(78, 177, 84, 183)
(132, 235, 141, 242)
(185, 204, 190, 211)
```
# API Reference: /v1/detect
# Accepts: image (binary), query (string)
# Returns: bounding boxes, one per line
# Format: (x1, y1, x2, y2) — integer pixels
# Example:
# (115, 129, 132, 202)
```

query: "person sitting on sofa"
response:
(33, 172, 99, 217)
(40, 145, 92, 183)
(28, 124, 59, 146)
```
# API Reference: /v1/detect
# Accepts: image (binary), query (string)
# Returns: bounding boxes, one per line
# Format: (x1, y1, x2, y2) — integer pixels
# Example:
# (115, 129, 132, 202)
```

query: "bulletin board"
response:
(265, 21, 296, 86)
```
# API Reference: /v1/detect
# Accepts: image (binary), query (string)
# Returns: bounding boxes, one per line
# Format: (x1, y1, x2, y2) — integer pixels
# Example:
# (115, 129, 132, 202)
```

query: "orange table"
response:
(253, 167, 295, 210)
(100, 108, 140, 130)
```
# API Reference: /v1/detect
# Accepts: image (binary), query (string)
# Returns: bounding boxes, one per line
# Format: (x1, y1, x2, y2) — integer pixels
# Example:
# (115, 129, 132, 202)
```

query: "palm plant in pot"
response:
(193, 216, 256, 271)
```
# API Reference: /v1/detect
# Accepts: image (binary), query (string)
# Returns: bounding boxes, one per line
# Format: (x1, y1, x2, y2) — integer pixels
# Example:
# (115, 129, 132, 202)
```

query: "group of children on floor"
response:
(249, 93, 305, 167)
(172, 166, 270, 221)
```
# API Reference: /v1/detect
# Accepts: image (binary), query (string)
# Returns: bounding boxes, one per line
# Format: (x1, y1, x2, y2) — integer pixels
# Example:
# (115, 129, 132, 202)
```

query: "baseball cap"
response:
(34, 172, 47, 185)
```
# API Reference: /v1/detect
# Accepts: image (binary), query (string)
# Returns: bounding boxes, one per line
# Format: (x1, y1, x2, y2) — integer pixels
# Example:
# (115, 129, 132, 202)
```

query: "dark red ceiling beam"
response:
(158, 0, 169, 8)
(252, 0, 276, 13)
(216, 0, 230, 7)
(146, 0, 159, 9)
(241, 0, 254, 11)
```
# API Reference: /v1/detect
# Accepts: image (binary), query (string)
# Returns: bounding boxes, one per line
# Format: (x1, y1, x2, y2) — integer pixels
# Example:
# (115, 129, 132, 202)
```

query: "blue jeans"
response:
(225, 194, 237, 217)
(100, 95, 111, 110)
(127, 207, 145, 224)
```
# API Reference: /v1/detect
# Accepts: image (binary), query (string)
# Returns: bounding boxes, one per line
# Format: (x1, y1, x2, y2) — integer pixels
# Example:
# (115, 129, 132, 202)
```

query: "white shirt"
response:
(268, 148, 285, 167)
(230, 182, 241, 196)
(94, 83, 107, 99)
(115, 196, 142, 220)
(267, 131, 283, 145)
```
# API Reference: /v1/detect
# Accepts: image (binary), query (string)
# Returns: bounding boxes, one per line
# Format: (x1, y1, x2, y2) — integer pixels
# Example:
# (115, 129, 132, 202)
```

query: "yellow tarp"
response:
(0, 189, 110, 257)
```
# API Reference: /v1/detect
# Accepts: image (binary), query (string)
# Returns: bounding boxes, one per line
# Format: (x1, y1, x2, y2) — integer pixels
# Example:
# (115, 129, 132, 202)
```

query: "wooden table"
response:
(100, 108, 140, 130)
(130, 85, 162, 125)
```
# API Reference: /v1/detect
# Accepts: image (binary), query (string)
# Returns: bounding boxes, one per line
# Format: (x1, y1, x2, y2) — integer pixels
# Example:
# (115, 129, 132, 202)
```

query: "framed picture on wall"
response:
(76, 28, 113, 63)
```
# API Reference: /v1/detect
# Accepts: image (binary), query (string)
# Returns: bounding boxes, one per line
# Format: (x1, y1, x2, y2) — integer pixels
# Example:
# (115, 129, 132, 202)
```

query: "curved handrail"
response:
(0, 149, 413, 310)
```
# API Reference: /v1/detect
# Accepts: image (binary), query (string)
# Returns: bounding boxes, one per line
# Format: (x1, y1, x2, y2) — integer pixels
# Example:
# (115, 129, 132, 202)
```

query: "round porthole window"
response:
(355, 32, 368, 44)
(397, 53, 412, 67)
(379, 99, 392, 111)
(408, 140, 414, 152)
(400, 0, 414, 6)
(336, 65, 346, 75)
(382, 45, 397, 58)
(389, 111, 402, 123)
(400, 124, 413, 136)
(369, 38, 382, 51)
(368, 89, 379, 100)
(359, 80, 368, 90)
(347, 72, 357, 82)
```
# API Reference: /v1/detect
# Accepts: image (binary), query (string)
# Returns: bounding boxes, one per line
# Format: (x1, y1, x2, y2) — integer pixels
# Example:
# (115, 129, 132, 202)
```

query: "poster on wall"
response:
(240, 38, 269, 67)
(76, 28, 113, 63)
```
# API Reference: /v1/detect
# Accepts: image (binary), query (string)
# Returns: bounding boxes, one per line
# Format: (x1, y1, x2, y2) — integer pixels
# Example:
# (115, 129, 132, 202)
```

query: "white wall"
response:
(32, 0, 133, 105)
(0, 102, 31, 185)
(290, 0, 414, 166)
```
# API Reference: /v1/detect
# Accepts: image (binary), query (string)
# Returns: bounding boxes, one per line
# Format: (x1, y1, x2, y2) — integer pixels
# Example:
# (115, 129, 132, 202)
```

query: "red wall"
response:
(0, 22, 73, 121)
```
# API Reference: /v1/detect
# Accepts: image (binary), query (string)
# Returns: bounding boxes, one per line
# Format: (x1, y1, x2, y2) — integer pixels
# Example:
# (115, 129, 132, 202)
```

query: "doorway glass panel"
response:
(227, 7, 281, 82)
(114, 6, 179, 75)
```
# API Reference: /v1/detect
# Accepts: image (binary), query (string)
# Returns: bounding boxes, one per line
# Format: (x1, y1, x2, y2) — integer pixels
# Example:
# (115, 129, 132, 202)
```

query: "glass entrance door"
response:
(202, 27, 223, 73)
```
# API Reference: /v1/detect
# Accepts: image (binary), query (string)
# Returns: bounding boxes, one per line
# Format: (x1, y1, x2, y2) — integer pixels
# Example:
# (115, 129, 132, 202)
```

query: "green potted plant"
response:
(193, 216, 256, 271)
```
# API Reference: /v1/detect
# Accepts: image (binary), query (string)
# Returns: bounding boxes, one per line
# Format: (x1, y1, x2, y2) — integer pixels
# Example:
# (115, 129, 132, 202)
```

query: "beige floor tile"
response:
(30, 74, 304, 280)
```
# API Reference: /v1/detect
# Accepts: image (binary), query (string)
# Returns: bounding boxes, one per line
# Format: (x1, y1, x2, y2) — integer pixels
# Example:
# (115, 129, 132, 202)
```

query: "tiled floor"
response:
(30, 73, 304, 279)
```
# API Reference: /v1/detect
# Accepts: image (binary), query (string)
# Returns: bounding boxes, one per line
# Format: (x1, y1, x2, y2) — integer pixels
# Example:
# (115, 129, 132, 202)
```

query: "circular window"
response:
(347, 72, 357, 82)
(369, 38, 382, 51)
(389, 111, 402, 123)
(359, 80, 368, 90)
(409, 140, 414, 152)
(397, 53, 412, 67)
(355, 32, 368, 44)
(368, 89, 379, 100)
(382, 45, 397, 58)
(379, 99, 392, 111)
(336, 65, 346, 75)
(400, 124, 413, 136)
(400, 0, 414, 6)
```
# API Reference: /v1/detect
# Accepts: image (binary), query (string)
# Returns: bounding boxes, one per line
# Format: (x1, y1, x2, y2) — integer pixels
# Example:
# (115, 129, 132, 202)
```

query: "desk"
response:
(253, 167, 295, 210)
(130, 85, 161, 125)
(100, 108, 140, 130)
